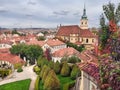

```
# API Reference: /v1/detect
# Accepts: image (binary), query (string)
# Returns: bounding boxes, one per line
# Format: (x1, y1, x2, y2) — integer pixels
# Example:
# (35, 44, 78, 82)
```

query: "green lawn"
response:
(57, 75, 75, 90)
(39, 75, 75, 90)
(0, 79, 31, 90)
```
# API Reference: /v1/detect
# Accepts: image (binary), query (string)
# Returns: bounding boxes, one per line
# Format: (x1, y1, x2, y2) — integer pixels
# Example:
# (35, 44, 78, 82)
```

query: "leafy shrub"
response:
(37, 36, 45, 41)
(44, 70, 60, 90)
(33, 66, 41, 75)
(68, 56, 81, 63)
(54, 61, 61, 74)
(61, 56, 68, 63)
(70, 65, 81, 80)
(34, 76, 40, 90)
(37, 57, 48, 68)
(60, 62, 70, 77)
(17, 67, 23, 72)
(48, 61, 54, 69)
(0, 69, 12, 78)
(14, 63, 23, 69)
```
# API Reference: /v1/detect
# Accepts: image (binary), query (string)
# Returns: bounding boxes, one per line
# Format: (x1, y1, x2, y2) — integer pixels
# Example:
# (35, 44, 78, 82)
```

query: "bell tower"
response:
(80, 4, 88, 29)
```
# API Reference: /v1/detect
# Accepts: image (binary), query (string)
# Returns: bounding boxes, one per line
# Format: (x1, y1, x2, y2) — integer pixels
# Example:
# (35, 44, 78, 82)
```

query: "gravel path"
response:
(0, 65, 37, 90)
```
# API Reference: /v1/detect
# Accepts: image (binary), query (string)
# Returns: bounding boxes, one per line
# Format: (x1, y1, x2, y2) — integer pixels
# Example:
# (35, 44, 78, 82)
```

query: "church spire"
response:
(81, 4, 87, 19)
(80, 4, 88, 29)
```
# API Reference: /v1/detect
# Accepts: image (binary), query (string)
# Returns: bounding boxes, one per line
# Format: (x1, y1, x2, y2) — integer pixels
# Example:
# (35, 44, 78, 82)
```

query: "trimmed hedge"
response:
(17, 67, 23, 73)
(54, 61, 61, 74)
(14, 63, 23, 69)
(44, 70, 60, 90)
(60, 62, 70, 77)
(70, 65, 81, 80)
(34, 76, 40, 90)
(0, 69, 12, 78)
(42, 66, 51, 83)
(40, 65, 48, 78)
(33, 66, 41, 75)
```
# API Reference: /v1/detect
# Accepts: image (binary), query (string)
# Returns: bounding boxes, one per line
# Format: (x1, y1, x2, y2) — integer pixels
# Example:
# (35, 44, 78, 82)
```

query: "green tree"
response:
(70, 65, 81, 80)
(26, 45, 43, 64)
(68, 56, 81, 63)
(10, 44, 43, 64)
(37, 57, 48, 68)
(48, 61, 54, 69)
(44, 70, 60, 90)
(42, 66, 51, 83)
(40, 65, 48, 78)
(53, 61, 61, 74)
(99, 14, 109, 49)
(37, 36, 45, 41)
(60, 62, 70, 77)
(103, 2, 120, 23)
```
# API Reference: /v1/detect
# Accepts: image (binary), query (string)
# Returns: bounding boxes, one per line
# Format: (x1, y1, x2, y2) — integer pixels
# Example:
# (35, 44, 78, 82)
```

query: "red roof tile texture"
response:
(27, 39, 65, 47)
(46, 39, 65, 46)
(52, 47, 79, 57)
(79, 29, 96, 38)
(0, 53, 25, 64)
(56, 25, 96, 38)
(56, 25, 80, 36)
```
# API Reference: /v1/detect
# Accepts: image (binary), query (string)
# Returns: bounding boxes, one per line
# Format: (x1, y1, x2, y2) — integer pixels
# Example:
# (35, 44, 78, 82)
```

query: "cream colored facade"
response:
(80, 71, 100, 90)
(70, 34, 79, 43)
(42, 43, 67, 53)
(80, 19, 88, 29)
(0, 44, 12, 49)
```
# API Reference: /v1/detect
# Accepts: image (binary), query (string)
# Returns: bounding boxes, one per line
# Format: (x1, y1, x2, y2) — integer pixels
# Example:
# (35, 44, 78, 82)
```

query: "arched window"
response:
(92, 39, 94, 43)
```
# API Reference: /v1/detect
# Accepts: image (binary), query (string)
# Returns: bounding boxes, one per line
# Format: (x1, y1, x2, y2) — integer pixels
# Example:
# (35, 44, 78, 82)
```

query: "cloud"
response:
(0, 0, 119, 28)
(53, 10, 69, 16)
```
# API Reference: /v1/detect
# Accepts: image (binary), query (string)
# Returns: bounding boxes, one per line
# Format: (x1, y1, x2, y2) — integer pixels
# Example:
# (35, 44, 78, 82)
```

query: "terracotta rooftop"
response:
(0, 48, 10, 53)
(77, 50, 99, 82)
(79, 29, 96, 38)
(0, 39, 13, 45)
(56, 25, 80, 36)
(0, 53, 25, 64)
(78, 62, 100, 83)
(46, 39, 65, 46)
(56, 25, 96, 38)
(52, 47, 79, 57)
(27, 39, 45, 47)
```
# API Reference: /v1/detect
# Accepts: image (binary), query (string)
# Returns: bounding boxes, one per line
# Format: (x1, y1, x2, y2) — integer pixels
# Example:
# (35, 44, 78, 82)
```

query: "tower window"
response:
(82, 22, 83, 25)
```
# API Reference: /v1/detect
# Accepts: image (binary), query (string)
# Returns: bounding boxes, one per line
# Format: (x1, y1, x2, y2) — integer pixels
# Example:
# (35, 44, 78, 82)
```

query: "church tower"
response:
(80, 5, 88, 29)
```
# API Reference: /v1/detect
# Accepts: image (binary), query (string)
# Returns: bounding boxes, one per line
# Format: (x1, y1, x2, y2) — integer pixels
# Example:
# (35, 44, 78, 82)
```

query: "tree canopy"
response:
(10, 44, 43, 64)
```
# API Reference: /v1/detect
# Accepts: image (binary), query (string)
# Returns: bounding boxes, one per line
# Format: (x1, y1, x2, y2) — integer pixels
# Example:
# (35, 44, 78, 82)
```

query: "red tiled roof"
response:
(56, 25, 80, 36)
(77, 50, 100, 82)
(56, 25, 96, 38)
(79, 29, 96, 38)
(52, 47, 79, 57)
(0, 53, 25, 64)
(46, 39, 65, 46)
(0, 48, 10, 53)
(26, 39, 45, 47)
(27, 39, 65, 47)
(0, 39, 13, 45)
(78, 62, 100, 82)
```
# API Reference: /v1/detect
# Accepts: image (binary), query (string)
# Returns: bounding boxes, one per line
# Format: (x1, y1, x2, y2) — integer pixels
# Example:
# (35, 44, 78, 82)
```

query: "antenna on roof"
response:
(60, 24, 62, 27)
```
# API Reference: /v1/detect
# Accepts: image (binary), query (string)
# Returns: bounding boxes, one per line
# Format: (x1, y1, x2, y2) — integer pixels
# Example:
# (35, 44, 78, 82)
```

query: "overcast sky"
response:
(0, 0, 119, 28)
